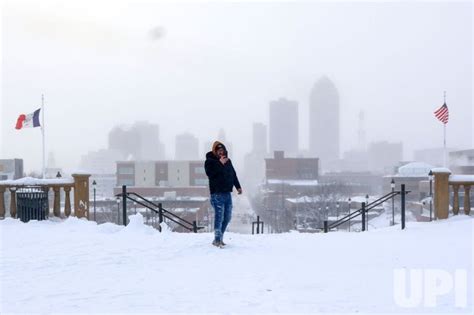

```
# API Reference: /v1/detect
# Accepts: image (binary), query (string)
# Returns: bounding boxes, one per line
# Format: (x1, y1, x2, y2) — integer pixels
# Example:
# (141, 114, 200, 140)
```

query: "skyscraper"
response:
(134, 121, 164, 160)
(269, 98, 298, 156)
(252, 122, 267, 155)
(309, 76, 340, 167)
(108, 121, 166, 160)
(175, 133, 199, 160)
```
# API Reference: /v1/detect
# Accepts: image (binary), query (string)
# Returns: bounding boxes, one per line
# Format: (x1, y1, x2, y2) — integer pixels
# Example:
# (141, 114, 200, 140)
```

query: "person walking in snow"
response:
(205, 141, 242, 247)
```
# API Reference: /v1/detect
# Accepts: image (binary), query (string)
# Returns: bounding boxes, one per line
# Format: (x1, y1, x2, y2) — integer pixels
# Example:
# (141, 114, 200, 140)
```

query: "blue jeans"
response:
(210, 192, 232, 242)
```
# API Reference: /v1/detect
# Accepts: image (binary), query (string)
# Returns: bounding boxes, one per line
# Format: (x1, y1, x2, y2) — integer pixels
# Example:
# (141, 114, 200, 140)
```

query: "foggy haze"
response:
(1, 0, 472, 173)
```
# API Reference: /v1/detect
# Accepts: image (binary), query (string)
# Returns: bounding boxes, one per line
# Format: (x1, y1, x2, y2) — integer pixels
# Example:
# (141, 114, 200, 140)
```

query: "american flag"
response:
(434, 103, 449, 124)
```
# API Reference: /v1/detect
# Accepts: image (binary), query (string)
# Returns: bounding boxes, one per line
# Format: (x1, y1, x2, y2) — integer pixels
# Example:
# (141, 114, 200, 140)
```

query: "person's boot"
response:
(212, 240, 221, 247)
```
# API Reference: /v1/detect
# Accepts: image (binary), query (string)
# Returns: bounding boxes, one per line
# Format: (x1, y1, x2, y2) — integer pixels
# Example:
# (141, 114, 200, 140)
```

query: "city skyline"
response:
(1, 1, 472, 173)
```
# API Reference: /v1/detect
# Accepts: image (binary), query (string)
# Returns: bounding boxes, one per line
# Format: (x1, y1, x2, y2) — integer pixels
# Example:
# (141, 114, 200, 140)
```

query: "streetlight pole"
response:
(325, 205, 329, 226)
(391, 178, 395, 226)
(429, 170, 433, 221)
(365, 194, 369, 231)
(92, 180, 97, 222)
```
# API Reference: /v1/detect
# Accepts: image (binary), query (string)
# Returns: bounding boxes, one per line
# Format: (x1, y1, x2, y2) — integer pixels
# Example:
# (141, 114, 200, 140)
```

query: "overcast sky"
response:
(1, 0, 472, 173)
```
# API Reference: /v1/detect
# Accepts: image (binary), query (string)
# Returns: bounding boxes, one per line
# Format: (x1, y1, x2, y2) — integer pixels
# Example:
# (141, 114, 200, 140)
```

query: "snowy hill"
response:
(0, 214, 472, 313)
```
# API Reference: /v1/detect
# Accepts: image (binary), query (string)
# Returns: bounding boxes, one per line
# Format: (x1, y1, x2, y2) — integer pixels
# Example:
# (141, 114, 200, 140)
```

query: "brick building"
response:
(265, 151, 319, 180)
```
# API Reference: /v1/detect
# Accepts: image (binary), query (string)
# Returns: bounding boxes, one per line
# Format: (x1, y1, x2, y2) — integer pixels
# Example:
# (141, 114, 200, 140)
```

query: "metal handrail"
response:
(327, 191, 399, 230)
(328, 208, 363, 229)
(329, 190, 411, 230)
(125, 192, 191, 223)
(128, 194, 192, 229)
(125, 194, 202, 231)
(116, 192, 204, 232)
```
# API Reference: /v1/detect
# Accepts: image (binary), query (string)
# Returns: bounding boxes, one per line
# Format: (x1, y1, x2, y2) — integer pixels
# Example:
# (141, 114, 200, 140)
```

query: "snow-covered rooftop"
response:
(397, 162, 434, 177)
(150, 196, 208, 202)
(172, 207, 200, 213)
(267, 179, 318, 186)
(349, 195, 379, 203)
(286, 196, 319, 203)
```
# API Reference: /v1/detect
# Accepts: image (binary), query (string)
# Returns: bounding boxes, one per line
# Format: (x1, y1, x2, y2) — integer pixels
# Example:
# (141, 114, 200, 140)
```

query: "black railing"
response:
(116, 186, 204, 233)
(252, 215, 264, 234)
(324, 184, 410, 232)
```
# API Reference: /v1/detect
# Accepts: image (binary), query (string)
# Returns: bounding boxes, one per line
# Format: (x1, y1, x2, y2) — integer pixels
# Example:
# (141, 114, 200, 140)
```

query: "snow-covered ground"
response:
(0, 214, 472, 314)
(227, 195, 256, 234)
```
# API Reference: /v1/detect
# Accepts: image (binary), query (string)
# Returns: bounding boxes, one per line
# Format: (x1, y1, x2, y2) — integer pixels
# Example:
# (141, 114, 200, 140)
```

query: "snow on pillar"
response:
(72, 173, 91, 219)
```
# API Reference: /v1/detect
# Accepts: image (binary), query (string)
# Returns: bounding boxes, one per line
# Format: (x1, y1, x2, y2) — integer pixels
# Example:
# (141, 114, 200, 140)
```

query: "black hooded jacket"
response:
(204, 151, 241, 194)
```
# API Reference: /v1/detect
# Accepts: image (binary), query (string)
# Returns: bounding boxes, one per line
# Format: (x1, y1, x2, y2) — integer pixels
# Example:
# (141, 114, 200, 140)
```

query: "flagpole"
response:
(443, 91, 447, 167)
(42, 94, 46, 179)
(443, 123, 447, 167)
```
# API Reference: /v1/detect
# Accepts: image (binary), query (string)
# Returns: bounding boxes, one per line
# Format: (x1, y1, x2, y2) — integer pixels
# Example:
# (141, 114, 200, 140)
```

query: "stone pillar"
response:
(464, 185, 471, 215)
(9, 188, 17, 218)
(43, 187, 50, 217)
(432, 169, 451, 219)
(452, 184, 460, 215)
(72, 174, 91, 219)
(64, 186, 72, 217)
(0, 186, 5, 218)
(53, 186, 61, 217)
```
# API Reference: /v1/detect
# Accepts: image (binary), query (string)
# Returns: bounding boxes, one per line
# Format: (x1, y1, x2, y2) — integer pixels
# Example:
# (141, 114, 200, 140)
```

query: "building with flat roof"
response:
(0, 159, 23, 180)
(109, 121, 166, 161)
(265, 151, 318, 181)
(116, 160, 207, 191)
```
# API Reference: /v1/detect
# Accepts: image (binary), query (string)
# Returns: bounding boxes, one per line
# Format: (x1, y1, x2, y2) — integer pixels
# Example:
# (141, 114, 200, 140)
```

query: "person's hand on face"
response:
(217, 148, 228, 165)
